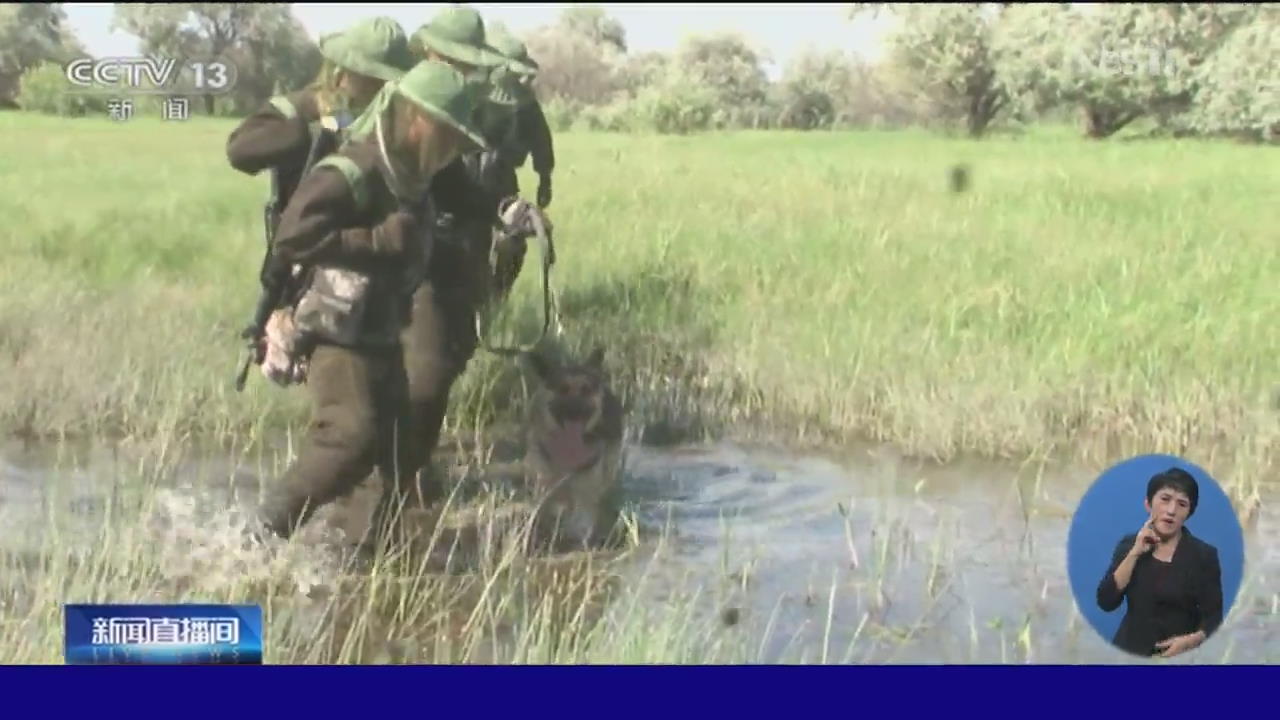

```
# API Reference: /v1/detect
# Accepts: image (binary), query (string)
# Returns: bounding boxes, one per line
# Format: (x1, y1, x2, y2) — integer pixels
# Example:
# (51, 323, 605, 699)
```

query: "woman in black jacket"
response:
(1096, 468, 1224, 658)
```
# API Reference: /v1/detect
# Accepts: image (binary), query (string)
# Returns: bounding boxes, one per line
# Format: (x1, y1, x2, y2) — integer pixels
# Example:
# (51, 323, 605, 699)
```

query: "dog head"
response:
(525, 347, 608, 430)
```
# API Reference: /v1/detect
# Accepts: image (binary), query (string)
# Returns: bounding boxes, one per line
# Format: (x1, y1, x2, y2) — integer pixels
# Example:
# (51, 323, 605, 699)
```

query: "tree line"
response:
(3, 3, 1276, 143)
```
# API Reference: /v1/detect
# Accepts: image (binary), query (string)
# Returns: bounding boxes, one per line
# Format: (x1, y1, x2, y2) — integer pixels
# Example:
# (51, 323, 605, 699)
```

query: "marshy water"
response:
(2, 436, 1276, 664)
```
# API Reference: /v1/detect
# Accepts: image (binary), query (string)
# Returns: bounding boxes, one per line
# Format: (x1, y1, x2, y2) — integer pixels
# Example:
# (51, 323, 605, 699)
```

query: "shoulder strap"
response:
(311, 155, 369, 213)
(268, 95, 297, 120)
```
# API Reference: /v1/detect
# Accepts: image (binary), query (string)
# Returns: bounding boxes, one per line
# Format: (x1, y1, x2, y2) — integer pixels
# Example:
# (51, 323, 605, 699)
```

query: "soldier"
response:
(379, 6, 547, 510)
(226, 17, 414, 386)
(225, 16, 414, 191)
(407, 5, 513, 233)
(466, 27, 557, 300)
(479, 26, 555, 211)
(253, 60, 491, 545)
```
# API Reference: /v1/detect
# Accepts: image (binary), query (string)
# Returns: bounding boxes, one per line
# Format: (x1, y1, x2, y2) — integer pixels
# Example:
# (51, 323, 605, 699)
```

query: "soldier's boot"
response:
(362, 461, 442, 560)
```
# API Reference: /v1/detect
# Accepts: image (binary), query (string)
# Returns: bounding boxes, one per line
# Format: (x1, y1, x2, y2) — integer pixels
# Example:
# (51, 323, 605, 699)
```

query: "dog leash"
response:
(475, 202, 559, 358)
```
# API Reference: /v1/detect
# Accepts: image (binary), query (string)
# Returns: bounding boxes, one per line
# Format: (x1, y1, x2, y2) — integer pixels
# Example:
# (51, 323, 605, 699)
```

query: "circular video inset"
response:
(1066, 454, 1245, 660)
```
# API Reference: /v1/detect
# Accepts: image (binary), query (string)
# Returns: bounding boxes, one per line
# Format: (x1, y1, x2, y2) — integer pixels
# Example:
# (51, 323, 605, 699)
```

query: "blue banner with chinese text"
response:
(63, 604, 262, 665)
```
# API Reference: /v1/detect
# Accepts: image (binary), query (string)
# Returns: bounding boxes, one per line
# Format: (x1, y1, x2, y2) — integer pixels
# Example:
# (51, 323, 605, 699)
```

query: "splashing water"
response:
(141, 487, 354, 601)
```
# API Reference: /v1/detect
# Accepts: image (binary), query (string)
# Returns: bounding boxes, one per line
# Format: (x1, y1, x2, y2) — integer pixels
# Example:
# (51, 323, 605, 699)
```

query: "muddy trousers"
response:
(258, 342, 424, 542)
(399, 242, 484, 505)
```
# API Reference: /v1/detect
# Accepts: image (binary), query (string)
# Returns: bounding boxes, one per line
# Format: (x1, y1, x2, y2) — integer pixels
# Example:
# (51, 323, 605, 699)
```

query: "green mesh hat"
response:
(393, 60, 490, 151)
(487, 27, 539, 77)
(319, 17, 414, 82)
(412, 5, 507, 68)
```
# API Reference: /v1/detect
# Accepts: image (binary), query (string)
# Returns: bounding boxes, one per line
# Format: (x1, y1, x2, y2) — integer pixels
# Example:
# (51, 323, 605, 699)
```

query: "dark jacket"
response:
(431, 158, 503, 224)
(509, 99, 555, 179)
(1096, 526, 1224, 656)
(225, 90, 338, 205)
(270, 137, 424, 348)
(455, 98, 556, 202)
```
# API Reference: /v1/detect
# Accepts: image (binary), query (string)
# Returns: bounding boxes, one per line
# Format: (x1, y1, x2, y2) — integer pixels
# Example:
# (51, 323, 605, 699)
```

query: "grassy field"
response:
(3, 112, 1276, 474)
(1, 111, 1276, 662)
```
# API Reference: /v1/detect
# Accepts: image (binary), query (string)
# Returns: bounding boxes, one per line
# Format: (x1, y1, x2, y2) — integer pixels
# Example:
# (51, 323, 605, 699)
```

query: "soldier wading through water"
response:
(225, 16, 415, 395)
(390, 5, 551, 512)
(251, 59, 492, 548)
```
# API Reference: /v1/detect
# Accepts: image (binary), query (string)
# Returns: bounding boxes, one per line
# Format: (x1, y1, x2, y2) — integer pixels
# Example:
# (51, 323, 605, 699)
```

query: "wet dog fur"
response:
(521, 346, 625, 552)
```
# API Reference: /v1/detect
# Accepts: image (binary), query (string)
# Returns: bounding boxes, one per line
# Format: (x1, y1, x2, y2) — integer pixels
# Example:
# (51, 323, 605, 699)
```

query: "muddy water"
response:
(1, 438, 1276, 664)
(622, 443, 1277, 663)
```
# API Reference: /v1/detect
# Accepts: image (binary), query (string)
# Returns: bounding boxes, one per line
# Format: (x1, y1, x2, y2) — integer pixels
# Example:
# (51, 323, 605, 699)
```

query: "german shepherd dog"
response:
(522, 347, 625, 551)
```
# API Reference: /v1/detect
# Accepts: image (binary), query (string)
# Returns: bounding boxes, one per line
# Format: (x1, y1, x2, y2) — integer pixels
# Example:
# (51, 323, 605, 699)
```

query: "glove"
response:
(536, 174, 552, 209)
(499, 196, 534, 236)
(501, 196, 554, 232)
(369, 210, 418, 257)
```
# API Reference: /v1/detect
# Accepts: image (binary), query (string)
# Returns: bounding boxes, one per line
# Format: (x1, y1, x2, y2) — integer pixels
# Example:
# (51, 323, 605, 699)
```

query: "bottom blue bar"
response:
(1, 666, 1272, 714)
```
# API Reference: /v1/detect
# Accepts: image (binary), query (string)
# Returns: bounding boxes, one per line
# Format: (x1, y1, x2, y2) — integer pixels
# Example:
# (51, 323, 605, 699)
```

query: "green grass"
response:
(3, 112, 1275, 480)
(0, 111, 1277, 663)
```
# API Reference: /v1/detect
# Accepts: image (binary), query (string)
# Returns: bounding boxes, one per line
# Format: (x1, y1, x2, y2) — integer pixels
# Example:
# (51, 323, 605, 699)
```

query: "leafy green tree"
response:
(557, 4, 627, 55)
(15, 60, 107, 116)
(112, 3, 318, 115)
(0, 3, 84, 107)
(672, 32, 771, 126)
(851, 3, 1011, 137)
(1186, 10, 1280, 142)
(992, 3, 1261, 138)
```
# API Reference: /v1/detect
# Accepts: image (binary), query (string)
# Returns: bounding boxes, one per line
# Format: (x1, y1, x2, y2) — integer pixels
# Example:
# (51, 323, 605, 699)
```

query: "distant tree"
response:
(1186, 10, 1280, 142)
(624, 66, 721, 134)
(557, 5, 627, 55)
(524, 25, 619, 107)
(523, 6, 629, 107)
(112, 3, 319, 115)
(774, 50, 850, 129)
(15, 60, 107, 116)
(227, 14, 321, 114)
(617, 50, 669, 96)
(0, 3, 84, 107)
(851, 3, 1011, 137)
(993, 3, 1261, 138)
(672, 32, 770, 125)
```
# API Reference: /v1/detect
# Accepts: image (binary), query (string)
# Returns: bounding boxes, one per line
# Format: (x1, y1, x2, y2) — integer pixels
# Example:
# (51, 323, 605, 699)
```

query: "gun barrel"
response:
(232, 272, 288, 392)
(234, 351, 253, 392)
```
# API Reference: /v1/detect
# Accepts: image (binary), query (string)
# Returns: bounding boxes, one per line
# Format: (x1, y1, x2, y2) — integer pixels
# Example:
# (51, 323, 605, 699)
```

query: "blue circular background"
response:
(1066, 453, 1246, 650)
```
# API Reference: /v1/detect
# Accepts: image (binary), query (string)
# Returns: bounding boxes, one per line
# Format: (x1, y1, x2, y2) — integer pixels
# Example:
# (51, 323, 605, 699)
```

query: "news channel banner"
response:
(62, 54, 239, 122)
(64, 604, 263, 665)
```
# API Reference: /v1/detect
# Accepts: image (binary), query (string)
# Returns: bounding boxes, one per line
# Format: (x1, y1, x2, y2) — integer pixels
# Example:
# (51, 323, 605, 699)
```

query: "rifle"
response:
(234, 172, 287, 392)
(233, 118, 335, 392)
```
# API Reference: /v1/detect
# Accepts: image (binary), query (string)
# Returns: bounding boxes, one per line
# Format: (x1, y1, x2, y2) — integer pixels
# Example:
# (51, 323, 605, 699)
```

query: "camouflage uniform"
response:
(255, 61, 490, 542)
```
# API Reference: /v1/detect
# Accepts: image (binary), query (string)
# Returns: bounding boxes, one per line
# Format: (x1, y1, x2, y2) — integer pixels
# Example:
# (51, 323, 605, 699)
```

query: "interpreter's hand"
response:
(1130, 518, 1160, 558)
(1155, 632, 1203, 658)
(537, 173, 552, 209)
